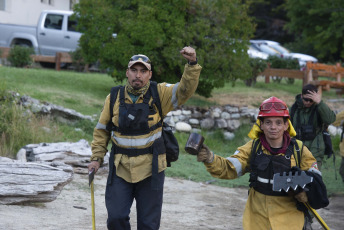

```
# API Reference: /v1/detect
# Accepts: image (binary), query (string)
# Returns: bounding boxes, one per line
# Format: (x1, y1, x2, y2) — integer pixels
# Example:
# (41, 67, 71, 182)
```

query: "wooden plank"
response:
(316, 70, 336, 78)
(307, 62, 344, 73)
(310, 80, 344, 88)
(0, 47, 10, 58)
(260, 68, 304, 79)
(59, 52, 72, 63)
(31, 55, 56, 63)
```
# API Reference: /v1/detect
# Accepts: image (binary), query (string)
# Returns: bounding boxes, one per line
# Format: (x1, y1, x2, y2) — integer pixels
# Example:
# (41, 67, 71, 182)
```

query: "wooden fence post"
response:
(55, 52, 62, 71)
(336, 63, 341, 82)
(265, 63, 270, 83)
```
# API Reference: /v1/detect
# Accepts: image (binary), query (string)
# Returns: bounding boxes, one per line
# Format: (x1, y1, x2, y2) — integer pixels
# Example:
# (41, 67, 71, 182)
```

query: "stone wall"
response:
(165, 105, 259, 140)
(9, 92, 342, 139)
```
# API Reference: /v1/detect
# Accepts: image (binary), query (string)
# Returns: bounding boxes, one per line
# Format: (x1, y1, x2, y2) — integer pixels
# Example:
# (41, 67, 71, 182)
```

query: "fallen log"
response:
(0, 158, 73, 205)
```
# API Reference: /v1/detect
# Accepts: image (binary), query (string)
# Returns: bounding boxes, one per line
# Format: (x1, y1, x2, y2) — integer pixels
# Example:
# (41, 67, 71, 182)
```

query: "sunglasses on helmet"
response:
(129, 55, 151, 64)
(260, 102, 287, 111)
(302, 97, 313, 103)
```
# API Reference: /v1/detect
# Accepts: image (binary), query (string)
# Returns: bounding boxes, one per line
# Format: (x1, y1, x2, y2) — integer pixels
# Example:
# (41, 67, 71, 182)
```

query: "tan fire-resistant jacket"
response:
(333, 110, 344, 157)
(91, 64, 202, 183)
(204, 139, 319, 230)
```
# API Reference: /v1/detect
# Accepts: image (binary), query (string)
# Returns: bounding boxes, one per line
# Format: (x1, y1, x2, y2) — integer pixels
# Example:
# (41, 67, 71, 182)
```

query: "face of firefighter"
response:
(126, 63, 152, 89)
(260, 117, 289, 143)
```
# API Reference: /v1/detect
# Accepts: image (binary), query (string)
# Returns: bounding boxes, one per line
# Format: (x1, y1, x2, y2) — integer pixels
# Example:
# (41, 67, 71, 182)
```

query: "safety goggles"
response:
(129, 55, 151, 64)
(260, 102, 287, 111)
(302, 97, 313, 103)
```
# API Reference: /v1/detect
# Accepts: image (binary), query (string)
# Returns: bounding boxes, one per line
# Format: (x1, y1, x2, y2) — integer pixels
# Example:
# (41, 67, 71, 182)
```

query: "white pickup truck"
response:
(0, 10, 81, 56)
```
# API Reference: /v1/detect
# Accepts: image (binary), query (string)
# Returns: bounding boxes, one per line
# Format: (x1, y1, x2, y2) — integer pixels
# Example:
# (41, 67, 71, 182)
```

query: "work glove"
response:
(197, 144, 214, 163)
(294, 190, 308, 203)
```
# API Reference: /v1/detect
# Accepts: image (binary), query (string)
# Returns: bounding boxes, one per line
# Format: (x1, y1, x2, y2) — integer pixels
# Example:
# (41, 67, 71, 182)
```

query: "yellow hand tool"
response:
(304, 202, 330, 230)
(89, 168, 96, 230)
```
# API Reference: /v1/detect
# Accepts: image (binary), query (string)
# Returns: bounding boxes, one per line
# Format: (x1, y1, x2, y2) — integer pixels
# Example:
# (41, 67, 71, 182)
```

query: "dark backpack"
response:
(106, 81, 179, 167)
(290, 102, 334, 159)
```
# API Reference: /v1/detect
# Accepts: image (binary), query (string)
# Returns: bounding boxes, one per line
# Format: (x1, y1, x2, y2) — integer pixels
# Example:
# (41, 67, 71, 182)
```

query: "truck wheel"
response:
(40, 62, 55, 68)
(12, 40, 33, 48)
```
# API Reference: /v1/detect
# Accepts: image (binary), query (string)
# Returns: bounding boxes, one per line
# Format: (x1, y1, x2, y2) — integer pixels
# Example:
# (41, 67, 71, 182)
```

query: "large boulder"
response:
(0, 158, 73, 205)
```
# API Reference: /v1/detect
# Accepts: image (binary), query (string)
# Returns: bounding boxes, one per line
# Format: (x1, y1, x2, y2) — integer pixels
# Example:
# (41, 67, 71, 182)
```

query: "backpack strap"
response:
(290, 101, 298, 122)
(249, 138, 261, 170)
(291, 138, 302, 168)
(149, 81, 163, 121)
(106, 85, 122, 132)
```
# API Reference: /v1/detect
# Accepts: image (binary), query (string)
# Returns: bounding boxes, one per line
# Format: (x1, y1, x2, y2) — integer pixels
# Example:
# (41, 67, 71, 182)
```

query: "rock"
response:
(189, 118, 200, 125)
(0, 158, 73, 204)
(175, 122, 192, 132)
(16, 139, 104, 169)
(224, 132, 235, 140)
(200, 118, 215, 130)
(227, 120, 241, 131)
(215, 119, 227, 129)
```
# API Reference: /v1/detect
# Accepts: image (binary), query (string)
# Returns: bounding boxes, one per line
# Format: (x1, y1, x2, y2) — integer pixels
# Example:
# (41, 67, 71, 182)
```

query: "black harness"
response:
(249, 138, 301, 196)
(107, 84, 166, 189)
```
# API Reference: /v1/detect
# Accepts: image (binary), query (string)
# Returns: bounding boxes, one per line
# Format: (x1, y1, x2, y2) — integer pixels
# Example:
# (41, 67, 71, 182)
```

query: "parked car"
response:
(250, 40, 318, 67)
(247, 45, 269, 60)
(0, 10, 81, 56)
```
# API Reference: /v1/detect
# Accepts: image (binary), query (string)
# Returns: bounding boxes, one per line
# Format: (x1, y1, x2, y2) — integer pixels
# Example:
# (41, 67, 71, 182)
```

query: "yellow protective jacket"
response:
(91, 63, 202, 183)
(204, 139, 318, 230)
(332, 110, 344, 157)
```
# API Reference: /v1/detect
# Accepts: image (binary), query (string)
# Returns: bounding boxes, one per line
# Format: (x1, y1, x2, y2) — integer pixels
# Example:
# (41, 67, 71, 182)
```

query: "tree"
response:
(74, 0, 255, 97)
(248, 0, 294, 44)
(285, 0, 344, 62)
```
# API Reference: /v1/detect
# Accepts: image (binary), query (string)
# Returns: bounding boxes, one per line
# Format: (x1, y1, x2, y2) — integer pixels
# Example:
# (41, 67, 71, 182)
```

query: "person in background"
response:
(290, 84, 336, 170)
(332, 110, 344, 182)
(196, 96, 326, 230)
(88, 46, 202, 230)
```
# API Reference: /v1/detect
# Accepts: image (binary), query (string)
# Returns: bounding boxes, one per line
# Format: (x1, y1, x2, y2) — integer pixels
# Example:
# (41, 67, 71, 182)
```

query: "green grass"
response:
(0, 67, 120, 115)
(0, 66, 343, 195)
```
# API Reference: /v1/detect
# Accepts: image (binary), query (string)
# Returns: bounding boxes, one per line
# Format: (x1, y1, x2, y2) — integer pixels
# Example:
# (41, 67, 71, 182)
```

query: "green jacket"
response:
(290, 94, 336, 161)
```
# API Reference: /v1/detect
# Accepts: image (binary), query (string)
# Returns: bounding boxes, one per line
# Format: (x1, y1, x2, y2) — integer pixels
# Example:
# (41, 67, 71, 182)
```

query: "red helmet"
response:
(258, 97, 290, 118)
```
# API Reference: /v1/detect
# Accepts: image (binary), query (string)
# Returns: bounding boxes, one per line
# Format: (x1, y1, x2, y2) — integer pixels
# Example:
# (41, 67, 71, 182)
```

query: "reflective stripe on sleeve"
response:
(226, 157, 243, 176)
(112, 131, 162, 147)
(172, 82, 179, 109)
(96, 122, 107, 130)
(308, 167, 322, 176)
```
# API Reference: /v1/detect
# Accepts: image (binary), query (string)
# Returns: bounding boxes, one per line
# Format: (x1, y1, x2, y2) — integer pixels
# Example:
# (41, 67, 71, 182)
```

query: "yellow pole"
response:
(304, 202, 330, 230)
(91, 180, 96, 230)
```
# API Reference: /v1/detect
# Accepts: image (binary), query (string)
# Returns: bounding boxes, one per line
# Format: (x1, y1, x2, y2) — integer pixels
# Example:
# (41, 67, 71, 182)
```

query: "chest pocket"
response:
(253, 151, 271, 171)
(118, 87, 153, 135)
(119, 103, 150, 134)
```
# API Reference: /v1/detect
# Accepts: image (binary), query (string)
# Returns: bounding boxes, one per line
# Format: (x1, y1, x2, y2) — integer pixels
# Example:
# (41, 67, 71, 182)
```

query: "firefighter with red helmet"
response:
(196, 97, 324, 230)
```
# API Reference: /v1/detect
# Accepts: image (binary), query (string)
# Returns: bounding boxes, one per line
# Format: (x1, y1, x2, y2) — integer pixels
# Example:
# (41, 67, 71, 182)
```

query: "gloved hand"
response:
(197, 144, 214, 163)
(295, 191, 308, 203)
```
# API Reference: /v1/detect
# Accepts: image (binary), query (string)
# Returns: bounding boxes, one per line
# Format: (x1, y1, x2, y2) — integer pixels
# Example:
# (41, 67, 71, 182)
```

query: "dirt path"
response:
(1, 171, 343, 230)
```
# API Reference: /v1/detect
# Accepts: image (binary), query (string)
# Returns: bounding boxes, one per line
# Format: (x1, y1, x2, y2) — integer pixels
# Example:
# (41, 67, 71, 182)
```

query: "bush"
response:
(8, 46, 34, 67)
(245, 58, 268, 86)
(70, 48, 87, 72)
(267, 56, 300, 84)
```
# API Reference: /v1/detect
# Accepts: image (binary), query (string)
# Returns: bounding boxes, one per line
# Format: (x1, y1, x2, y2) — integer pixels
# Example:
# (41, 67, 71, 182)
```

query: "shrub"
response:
(70, 48, 87, 72)
(245, 58, 268, 86)
(8, 46, 34, 67)
(266, 56, 300, 84)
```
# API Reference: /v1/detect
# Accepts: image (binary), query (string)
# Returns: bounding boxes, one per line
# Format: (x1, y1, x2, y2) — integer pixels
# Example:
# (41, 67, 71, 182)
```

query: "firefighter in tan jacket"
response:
(88, 47, 202, 230)
(332, 110, 344, 182)
(197, 97, 321, 230)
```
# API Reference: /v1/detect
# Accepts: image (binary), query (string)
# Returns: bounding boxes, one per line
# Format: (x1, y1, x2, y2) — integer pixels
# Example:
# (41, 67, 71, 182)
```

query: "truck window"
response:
(45, 14, 63, 30)
(67, 17, 78, 32)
